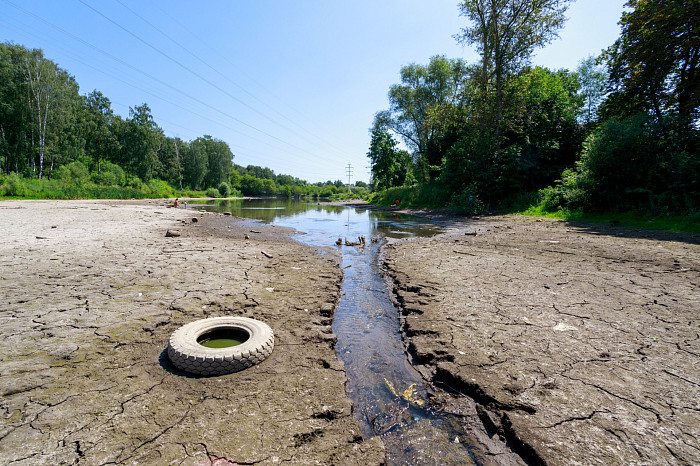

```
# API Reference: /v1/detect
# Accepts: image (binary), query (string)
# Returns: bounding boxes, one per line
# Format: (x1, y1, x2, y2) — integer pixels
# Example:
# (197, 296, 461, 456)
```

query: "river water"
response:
(194, 199, 478, 465)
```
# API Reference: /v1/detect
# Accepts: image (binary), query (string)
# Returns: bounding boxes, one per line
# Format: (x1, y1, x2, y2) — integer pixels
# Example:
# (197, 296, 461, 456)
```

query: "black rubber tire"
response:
(167, 316, 274, 376)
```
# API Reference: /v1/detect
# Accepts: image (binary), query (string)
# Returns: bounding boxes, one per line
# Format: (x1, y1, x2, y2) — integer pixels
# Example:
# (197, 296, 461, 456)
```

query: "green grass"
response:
(368, 182, 452, 208)
(0, 176, 196, 201)
(518, 204, 700, 234)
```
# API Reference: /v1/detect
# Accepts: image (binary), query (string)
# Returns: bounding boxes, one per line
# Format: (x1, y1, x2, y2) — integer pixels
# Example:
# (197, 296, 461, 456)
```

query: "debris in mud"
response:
(385, 379, 425, 407)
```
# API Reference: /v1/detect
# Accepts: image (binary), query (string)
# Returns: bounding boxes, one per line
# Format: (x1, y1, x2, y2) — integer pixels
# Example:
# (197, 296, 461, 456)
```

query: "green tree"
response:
(374, 55, 470, 180)
(22, 47, 80, 179)
(122, 104, 163, 181)
(201, 135, 234, 188)
(577, 56, 608, 125)
(443, 66, 583, 201)
(0, 43, 30, 175)
(157, 136, 184, 189)
(183, 138, 208, 189)
(455, 0, 571, 137)
(367, 128, 411, 190)
(509, 67, 584, 188)
(239, 174, 265, 195)
(83, 90, 120, 173)
(605, 0, 700, 123)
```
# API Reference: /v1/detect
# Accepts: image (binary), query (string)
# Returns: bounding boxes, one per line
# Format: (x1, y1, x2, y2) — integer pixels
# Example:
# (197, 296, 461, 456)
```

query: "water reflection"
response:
(195, 199, 476, 465)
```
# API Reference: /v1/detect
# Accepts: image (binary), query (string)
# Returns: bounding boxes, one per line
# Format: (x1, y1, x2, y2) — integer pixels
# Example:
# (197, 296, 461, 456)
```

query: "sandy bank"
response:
(383, 214, 699, 465)
(0, 200, 384, 464)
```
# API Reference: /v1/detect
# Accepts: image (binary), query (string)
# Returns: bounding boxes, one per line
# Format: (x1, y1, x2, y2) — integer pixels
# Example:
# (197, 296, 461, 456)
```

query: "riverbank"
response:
(0, 200, 384, 464)
(382, 213, 700, 464)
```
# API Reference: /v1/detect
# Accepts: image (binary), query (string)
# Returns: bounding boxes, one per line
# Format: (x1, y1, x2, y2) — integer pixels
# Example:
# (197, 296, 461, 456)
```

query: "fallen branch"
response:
(261, 250, 273, 258)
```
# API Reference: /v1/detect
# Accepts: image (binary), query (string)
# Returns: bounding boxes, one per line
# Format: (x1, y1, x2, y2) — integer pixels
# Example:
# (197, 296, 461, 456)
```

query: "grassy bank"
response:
(367, 184, 699, 235)
(515, 205, 700, 235)
(0, 173, 238, 201)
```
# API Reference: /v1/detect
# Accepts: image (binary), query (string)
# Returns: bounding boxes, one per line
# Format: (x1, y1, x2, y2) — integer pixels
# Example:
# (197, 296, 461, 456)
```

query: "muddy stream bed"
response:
(195, 199, 480, 464)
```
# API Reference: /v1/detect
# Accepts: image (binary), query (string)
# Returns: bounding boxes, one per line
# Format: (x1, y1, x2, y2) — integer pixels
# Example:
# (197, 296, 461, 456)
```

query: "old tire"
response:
(167, 316, 274, 376)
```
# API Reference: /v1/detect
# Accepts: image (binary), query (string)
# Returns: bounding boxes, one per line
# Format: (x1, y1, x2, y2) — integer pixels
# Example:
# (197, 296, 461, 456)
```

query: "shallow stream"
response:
(195, 199, 478, 465)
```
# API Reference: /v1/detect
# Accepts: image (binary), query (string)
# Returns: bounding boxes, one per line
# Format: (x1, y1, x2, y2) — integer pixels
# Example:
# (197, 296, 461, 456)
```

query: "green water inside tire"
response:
(197, 328, 249, 348)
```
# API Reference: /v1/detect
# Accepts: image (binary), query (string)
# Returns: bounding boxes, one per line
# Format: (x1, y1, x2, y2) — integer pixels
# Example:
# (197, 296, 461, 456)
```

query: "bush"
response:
(93, 162, 125, 186)
(147, 179, 177, 198)
(2, 172, 26, 196)
(218, 182, 231, 197)
(205, 187, 220, 198)
(539, 166, 591, 211)
(449, 185, 484, 215)
(56, 161, 90, 187)
(369, 182, 451, 208)
(127, 176, 145, 190)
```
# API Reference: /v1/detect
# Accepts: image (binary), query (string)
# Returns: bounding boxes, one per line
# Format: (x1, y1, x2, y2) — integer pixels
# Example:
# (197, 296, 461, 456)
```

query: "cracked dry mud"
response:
(0, 200, 384, 465)
(383, 215, 700, 465)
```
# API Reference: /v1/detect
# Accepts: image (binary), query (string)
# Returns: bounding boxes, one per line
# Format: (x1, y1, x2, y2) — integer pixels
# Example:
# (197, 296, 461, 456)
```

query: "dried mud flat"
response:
(383, 215, 700, 465)
(0, 200, 384, 465)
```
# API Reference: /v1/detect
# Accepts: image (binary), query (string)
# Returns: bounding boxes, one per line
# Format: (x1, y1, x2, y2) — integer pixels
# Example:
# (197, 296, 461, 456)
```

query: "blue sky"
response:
(1, 0, 626, 183)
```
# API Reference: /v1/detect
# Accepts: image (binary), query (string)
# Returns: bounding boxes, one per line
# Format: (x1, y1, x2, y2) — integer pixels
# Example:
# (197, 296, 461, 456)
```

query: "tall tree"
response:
(367, 127, 411, 190)
(22, 48, 80, 179)
(0, 43, 30, 174)
(122, 104, 162, 181)
(577, 56, 608, 125)
(374, 55, 469, 180)
(455, 0, 571, 132)
(605, 0, 700, 123)
(183, 138, 207, 189)
(201, 135, 234, 188)
(83, 90, 119, 173)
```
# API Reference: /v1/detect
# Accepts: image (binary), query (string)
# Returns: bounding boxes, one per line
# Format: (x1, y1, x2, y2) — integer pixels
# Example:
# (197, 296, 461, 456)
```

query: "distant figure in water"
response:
(391, 199, 400, 207)
(173, 198, 179, 208)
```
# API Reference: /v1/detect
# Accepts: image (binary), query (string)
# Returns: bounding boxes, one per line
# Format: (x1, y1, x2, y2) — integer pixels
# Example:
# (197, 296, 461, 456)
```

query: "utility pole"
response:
(345, 164, 353, 192)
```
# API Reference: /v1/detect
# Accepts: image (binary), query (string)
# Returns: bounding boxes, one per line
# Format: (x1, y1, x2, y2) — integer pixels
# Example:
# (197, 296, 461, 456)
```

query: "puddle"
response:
(195, 199, 477, 464)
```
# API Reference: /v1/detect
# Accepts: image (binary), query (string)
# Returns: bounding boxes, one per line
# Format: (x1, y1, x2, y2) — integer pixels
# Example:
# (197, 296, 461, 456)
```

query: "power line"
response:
(3, 0, 337, 168)
(76, 0, 317, 157)
(1, 0, 371, 182)
(112, 0, 353, 161)
(145, 1, 357, 160)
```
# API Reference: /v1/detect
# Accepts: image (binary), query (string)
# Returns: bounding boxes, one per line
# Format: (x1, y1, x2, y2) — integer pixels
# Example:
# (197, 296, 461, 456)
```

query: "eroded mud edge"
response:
(379, 243, 534, 466)
(379, 215, 700, 465)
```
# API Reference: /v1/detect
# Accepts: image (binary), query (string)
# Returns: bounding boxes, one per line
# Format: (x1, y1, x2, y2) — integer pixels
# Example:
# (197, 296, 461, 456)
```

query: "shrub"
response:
(205, 187, 220, 198)
(218, 181, 231, 197)
(56, 161, 90, 187)
(127, 176, 145, 190)
(93, 162, 125, 186)
(449, 185, 484, 215)
(147, 179, 177, 198)
(2, 172, 26, 196)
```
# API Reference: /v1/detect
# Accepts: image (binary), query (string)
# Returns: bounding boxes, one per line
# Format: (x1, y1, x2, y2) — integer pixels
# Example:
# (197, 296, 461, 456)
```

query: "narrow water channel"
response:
(195, 199, 478, 465)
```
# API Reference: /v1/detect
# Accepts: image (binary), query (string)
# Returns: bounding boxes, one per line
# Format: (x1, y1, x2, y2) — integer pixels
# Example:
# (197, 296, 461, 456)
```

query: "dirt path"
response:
(0, 200, 384, 465)
(383, 214, 699, 465)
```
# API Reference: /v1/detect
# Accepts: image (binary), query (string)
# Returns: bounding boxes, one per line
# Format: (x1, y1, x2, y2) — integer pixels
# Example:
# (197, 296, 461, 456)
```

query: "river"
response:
(194, 199, 479, 465)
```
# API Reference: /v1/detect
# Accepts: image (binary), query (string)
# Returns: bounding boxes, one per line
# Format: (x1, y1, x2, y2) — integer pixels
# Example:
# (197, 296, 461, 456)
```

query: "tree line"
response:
(368, 0, 699, 216)
(0, 42, 362, 199)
